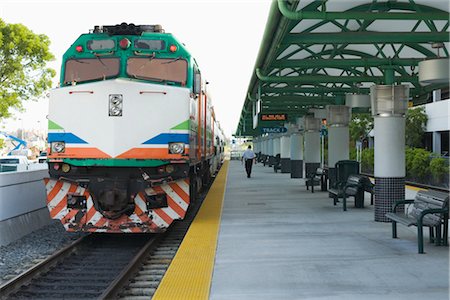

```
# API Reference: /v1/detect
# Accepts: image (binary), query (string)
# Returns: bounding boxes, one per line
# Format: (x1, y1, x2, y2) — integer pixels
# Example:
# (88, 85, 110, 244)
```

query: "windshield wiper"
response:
(162, 56, 183, 64)
(131, 74, 182, 85)
(94, 53, 107, 69)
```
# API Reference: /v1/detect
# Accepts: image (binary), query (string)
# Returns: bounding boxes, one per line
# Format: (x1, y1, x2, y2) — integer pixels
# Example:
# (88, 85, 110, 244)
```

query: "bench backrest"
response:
(346, 174, 364, 186)
(335, 160, 360, 186)
(410, 190, 449, 225)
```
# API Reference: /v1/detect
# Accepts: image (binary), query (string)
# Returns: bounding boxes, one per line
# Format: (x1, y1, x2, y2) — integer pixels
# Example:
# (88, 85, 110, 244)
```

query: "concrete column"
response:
(328, 126, 349, 166)
(433, 131, 442, 155)
(268, 137, 274, 167)
(371, 84, 409, 222)
(280, 135, 291, 173)
(273, 137, 281, 156)
(290, 133, 303, 178)
(327, 105, 350, 187)
(304, 116, 321, 177)
(304, 131, 321, 177)
(253, 138, 259, 154)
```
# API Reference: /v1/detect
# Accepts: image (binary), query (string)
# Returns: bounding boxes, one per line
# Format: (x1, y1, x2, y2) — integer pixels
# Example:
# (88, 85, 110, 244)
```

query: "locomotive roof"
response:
(91, 23, 165, 36)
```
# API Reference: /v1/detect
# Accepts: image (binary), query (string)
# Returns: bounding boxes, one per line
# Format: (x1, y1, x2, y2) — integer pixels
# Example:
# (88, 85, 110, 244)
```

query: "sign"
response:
(261, 127, 288, 134)
(260, 114, 288, 121)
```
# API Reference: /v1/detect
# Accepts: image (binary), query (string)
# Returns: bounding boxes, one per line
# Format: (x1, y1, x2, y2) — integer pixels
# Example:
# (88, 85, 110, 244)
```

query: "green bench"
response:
(385, 190, 449, 254)
(328, 160, 360, 207)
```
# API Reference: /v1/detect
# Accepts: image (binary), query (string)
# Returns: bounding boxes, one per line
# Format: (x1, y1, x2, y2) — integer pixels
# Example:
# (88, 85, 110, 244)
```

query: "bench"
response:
(361, 176, 375, 205)
(385, 190, 449, 254)
(273, 154, 281, 173)
(341, 175, 373, 211)
(330, 174, 361, 210)
(305, 167, 326, 193)
(328, 160, 359, 206)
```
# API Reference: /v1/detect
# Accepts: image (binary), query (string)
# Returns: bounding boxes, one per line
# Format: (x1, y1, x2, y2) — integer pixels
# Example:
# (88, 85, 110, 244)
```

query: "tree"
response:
(0, 19, 55, 119)
(349, 113, 373, 146)
(405, 106, 427, 148)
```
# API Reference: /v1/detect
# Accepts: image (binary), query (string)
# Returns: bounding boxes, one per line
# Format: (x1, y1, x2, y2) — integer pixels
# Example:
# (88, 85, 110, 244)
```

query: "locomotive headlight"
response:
(168, 142, 185, 154)
(51, 142, 66, 153)
(109, 94, 123, 116)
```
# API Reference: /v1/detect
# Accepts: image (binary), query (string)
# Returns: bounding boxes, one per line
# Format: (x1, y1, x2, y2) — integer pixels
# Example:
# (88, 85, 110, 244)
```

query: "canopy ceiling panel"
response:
(236, 0, 449, 137)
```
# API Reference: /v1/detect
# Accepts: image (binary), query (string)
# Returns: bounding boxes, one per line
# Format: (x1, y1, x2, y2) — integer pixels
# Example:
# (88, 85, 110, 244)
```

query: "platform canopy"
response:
(235, 0, 449, 136)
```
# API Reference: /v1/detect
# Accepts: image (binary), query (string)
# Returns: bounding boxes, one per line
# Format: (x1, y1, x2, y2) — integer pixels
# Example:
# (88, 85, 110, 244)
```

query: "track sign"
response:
(261, 127, 288, 134)
(260, 114, 288, 121)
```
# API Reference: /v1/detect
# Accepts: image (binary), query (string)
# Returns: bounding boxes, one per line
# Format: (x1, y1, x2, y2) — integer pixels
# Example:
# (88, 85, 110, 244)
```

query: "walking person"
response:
(242, 145, 255, 178)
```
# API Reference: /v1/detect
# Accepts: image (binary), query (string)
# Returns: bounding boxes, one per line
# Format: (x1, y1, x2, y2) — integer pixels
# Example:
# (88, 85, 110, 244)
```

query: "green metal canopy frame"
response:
(236, 0, 449, 137)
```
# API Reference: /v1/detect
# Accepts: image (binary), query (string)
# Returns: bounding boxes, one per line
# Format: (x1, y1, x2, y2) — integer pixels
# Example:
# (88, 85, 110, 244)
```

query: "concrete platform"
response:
(210, 160, 449, 299)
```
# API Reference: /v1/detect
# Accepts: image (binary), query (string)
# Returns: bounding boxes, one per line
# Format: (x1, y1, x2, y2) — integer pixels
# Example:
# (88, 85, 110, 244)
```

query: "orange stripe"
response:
(127, 218, 142, 233)
(168, 182, 190, 205)
(167, 196, 186, 218)
(116, 147, 189, 159)
(50, 184, 77, 218)
(94, 217, 107, 228)
(86, 205, 98, 223)
(48, 147, 111, 159)
(43, 178, 50, 185)
(62, 208, 80, 224)
(153, 209, 173, 225)
(50, 199, 66, 218)
(47, 181, 64, 203)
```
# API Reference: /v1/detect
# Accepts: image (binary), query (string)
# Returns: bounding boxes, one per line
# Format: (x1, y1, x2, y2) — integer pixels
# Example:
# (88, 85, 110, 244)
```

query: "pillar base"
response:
(268, 156, 275, 167)
(374, 177, 405, 222)
(281, 158, 291, 173)
(305, 162, 320, 178)
(328, 167, 336, 188)
(291, 160, 303, 178)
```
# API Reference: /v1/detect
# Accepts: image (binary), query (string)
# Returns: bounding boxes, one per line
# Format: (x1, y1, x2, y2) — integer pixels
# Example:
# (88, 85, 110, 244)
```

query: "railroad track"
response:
(1, 180, 210, 300)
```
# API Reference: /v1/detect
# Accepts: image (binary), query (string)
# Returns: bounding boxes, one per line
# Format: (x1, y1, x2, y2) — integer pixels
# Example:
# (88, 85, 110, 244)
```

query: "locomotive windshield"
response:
(127, 58, 187, 85)
(64, 58, 120, 84)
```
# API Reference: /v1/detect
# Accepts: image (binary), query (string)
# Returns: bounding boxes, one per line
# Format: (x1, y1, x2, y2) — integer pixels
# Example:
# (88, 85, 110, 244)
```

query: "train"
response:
(44, 23, 225, 233)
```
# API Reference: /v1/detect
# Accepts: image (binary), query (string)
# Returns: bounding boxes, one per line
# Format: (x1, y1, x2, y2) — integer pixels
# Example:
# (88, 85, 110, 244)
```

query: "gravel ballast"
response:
(0, 221, 82, 284)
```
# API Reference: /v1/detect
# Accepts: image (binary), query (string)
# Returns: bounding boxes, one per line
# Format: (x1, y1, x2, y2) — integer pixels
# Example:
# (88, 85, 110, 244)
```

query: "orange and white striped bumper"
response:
(43, 177, 190, 233)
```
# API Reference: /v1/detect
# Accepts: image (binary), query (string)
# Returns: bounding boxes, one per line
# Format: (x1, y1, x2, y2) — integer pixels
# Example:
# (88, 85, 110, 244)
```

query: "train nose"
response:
(98, 189, 133, 219)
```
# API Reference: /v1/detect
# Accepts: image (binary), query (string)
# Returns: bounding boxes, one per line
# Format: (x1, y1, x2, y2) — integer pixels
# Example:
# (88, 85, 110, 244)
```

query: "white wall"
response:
(0, 169, 49, 221)
(425, 98, 450, 132)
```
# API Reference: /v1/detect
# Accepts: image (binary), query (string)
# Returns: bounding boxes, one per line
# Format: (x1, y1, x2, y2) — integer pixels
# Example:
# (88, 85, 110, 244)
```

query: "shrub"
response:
(430, 157, 448, 181)
(361, 148, 374, 173)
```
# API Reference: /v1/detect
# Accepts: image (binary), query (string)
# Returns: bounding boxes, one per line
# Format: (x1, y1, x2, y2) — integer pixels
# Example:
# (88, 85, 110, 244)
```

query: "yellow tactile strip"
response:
(153, 160, 229, 300)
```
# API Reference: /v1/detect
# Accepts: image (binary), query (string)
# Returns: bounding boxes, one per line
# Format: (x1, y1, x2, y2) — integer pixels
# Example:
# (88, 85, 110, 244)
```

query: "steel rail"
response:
(0, 235, 89, 298)
(98, 234, 163, 299)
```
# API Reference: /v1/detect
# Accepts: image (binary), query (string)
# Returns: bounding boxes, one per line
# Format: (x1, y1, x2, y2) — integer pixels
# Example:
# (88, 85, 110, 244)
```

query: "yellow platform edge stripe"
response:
(153, 160, 229, 300)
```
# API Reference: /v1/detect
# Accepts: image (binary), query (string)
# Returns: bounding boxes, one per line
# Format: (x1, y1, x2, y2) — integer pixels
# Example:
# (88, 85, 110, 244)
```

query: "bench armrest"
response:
(392, 199, 415, 212)
(418, 208, 449, 226)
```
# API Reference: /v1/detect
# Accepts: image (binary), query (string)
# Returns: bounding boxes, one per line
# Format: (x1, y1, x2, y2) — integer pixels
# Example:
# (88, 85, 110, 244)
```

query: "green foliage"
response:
(0, 19, 56, 118)
(405, 106, 427, 148)
(349, 113, 373, 146)
(361, 148, 374, 173)
(429, 157, 448, 181)
(405, 147, 431, 179)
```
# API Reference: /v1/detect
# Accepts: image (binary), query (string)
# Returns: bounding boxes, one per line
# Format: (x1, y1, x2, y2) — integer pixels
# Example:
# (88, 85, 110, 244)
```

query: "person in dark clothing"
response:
(242, 145, 256, 178)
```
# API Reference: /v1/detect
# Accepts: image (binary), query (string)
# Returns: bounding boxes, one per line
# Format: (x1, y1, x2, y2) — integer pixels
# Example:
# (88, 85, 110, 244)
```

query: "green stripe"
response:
(171, 120, 190, 130)
(48, 120, 63, 130)
(63, 158, 170, 167)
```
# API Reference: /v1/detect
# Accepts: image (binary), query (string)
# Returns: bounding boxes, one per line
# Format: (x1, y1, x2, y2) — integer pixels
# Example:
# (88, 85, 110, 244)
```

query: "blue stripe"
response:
(48, 133, 87, 144)
(143, 133, 189, 145)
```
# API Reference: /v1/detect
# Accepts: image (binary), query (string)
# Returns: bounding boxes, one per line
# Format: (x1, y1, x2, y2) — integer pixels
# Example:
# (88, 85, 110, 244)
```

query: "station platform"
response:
(154, 160, 449, 300)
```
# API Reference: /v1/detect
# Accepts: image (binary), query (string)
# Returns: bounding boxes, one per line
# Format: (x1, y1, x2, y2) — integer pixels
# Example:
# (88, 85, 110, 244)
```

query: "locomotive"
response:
(44, 23, 224, 233)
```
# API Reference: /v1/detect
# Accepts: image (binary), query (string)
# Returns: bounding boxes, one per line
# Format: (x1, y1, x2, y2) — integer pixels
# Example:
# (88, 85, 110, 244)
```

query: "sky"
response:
(0, 0, 272, 137)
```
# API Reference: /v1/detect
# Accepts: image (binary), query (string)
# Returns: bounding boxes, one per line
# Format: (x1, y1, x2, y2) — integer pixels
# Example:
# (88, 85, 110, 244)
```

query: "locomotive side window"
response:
(64, 58, 120, 84)
(87, 39, 115, 51)
(134, 39, 165, 50)
(127, 58, 187, 85)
